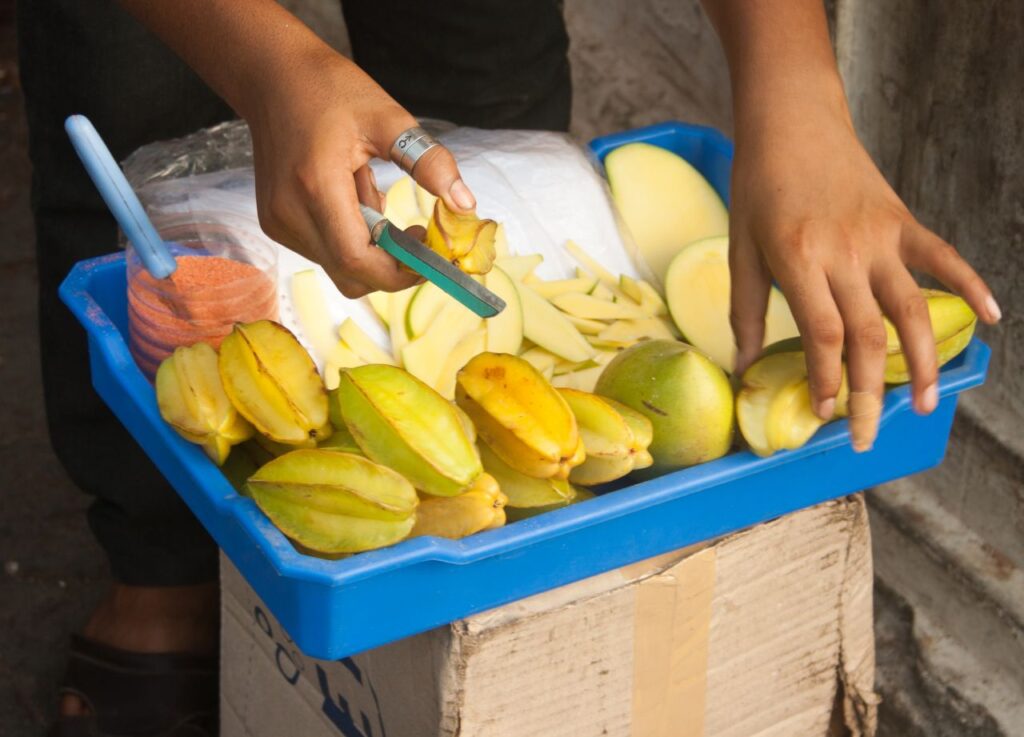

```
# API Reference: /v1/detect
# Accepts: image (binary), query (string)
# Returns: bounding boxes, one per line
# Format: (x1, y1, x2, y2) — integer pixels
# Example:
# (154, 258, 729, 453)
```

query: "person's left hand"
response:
(728, 100, 1000, 452)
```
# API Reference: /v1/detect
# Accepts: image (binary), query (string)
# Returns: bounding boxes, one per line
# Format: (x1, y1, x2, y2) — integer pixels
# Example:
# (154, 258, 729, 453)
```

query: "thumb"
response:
(373, 111, 477, 214)
(729, 233, 772, 375)
(410, 144, 477, 214)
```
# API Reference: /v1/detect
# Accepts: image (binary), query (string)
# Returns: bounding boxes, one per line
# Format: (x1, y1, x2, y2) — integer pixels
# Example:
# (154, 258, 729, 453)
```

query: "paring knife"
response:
(360, 205, 506, 318)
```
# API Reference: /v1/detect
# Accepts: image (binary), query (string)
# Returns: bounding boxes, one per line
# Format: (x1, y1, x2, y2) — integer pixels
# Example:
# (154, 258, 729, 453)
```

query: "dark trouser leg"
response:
(342, 0, 572, 131)
(17, 0, 234, 585)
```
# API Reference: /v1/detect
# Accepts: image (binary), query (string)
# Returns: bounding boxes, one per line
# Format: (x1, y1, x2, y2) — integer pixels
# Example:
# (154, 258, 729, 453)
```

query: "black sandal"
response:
(50, 635, 217, 737)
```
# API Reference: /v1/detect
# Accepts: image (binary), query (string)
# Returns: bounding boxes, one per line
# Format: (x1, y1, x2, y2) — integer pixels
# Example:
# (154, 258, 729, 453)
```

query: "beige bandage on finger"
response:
(848, 391, 882, 452)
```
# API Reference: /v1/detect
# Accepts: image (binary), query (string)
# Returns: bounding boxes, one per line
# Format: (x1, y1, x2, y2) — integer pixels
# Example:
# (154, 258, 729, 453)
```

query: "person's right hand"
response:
(245, 52, 477, 298)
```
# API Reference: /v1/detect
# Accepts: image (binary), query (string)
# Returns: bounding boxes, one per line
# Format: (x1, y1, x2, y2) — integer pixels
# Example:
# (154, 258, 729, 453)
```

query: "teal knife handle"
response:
(359, 205, 502, 318)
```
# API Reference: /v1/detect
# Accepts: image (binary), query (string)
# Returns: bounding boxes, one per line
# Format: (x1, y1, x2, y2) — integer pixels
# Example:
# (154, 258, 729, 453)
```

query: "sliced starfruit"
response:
(218, 321, 331, 446)
(883, 289, 977, 383)
(456, 352, 584, 480)
(156, 342, 254, 465)
(247, 450, 417, 553)
(478, 441, 576, 508)
(335, 364, 482, 497)
(409, 473, 507, 539)
(425, 199, 497, 275)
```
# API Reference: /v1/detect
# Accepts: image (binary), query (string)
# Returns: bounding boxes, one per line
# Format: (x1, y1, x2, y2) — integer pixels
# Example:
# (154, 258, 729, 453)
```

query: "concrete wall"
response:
(835, 2, 1024, 734)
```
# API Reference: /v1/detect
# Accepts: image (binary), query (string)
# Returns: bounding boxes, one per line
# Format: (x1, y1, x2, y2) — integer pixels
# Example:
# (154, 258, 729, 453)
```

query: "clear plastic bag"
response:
(120, 120, 646, 364)
(122, 119, 645, 281)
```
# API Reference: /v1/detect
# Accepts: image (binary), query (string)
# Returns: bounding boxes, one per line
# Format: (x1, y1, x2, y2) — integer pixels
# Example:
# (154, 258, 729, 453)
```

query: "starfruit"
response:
(505, 487, 595, 523)
(409, 473, 507, 539)
(317, 421, 363, 455)
(558, 389, 654, 486)
(456, 353, 585, 480)
(334, 364, 482, 496)
(246, 449, 417, 553)
(218, 321, 332, 446)
(156, 342, 254, 465)
(478, 441, 576, 509)
(425, 199, 497, 275)
(883, 289, 976, 383)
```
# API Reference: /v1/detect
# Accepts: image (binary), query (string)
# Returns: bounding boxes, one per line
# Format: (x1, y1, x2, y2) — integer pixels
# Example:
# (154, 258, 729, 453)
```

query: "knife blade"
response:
(360, 205, 506, 318)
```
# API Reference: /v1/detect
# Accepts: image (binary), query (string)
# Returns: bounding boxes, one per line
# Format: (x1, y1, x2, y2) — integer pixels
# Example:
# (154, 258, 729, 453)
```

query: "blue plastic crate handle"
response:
(64, 115, 177, 280)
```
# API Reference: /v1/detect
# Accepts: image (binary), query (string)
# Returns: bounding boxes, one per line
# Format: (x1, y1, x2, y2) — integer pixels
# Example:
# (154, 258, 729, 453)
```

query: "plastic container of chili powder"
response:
(126, 213, 279, 379)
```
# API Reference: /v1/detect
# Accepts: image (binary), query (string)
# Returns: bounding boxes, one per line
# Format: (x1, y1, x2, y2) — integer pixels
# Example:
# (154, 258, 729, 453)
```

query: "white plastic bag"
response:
(126, 121, 643, 363)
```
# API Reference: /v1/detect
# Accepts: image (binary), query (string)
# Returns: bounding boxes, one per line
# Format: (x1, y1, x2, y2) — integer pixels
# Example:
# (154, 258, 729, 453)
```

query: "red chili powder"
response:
(128, 255, 279, 380)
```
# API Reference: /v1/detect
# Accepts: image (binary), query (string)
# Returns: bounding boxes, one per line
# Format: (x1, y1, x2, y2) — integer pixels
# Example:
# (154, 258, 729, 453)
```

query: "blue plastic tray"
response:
(60, 121, 990, 660)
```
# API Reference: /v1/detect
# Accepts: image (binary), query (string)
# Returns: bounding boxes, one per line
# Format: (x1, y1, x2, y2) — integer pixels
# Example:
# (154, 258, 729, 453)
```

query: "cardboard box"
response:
(221, 495, 878, 737)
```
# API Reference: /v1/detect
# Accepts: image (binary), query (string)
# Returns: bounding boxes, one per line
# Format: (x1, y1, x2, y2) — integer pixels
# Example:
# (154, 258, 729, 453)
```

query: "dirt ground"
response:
(0, 13, 109, 736)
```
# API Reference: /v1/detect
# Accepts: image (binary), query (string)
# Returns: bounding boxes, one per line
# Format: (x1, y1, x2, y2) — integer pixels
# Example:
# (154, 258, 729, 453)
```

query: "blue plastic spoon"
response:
(65, 114, 177, 280)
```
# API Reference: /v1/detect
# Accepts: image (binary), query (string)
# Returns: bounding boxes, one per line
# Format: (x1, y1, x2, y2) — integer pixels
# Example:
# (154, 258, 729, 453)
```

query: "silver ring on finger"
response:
(390, 126, 441, 176)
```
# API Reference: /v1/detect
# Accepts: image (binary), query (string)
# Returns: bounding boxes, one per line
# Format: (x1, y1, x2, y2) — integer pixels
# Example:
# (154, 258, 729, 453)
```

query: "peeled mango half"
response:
(605, 142, 729, 284)
(665, 236, 799, 373)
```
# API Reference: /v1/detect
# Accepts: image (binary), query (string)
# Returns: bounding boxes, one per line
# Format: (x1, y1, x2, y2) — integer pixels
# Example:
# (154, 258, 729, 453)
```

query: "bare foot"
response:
(59, 582, 219, 718)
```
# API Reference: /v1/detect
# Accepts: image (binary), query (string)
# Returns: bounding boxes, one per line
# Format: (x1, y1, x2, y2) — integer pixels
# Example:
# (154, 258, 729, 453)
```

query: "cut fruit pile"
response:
(155, 321, 657, 556)
(293, 178, 683, 399)
(150, 141, 980, 562)
(352, 241, 678, 396)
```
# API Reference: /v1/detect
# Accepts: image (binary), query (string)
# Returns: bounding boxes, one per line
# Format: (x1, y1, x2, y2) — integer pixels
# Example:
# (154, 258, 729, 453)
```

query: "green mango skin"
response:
(595, 340, 734, 470)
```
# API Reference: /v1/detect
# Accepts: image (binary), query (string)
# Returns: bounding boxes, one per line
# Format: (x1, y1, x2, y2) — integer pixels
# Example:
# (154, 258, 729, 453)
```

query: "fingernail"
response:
(449, 179, 476, 211)
(985, 295, 1002, 322)
(920, 382, 938, 414)
(816, 397, 836, 420)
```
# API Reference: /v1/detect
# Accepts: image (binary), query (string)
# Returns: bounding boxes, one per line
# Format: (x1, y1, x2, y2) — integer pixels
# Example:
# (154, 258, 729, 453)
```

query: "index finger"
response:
(775, 268, 846, 420)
